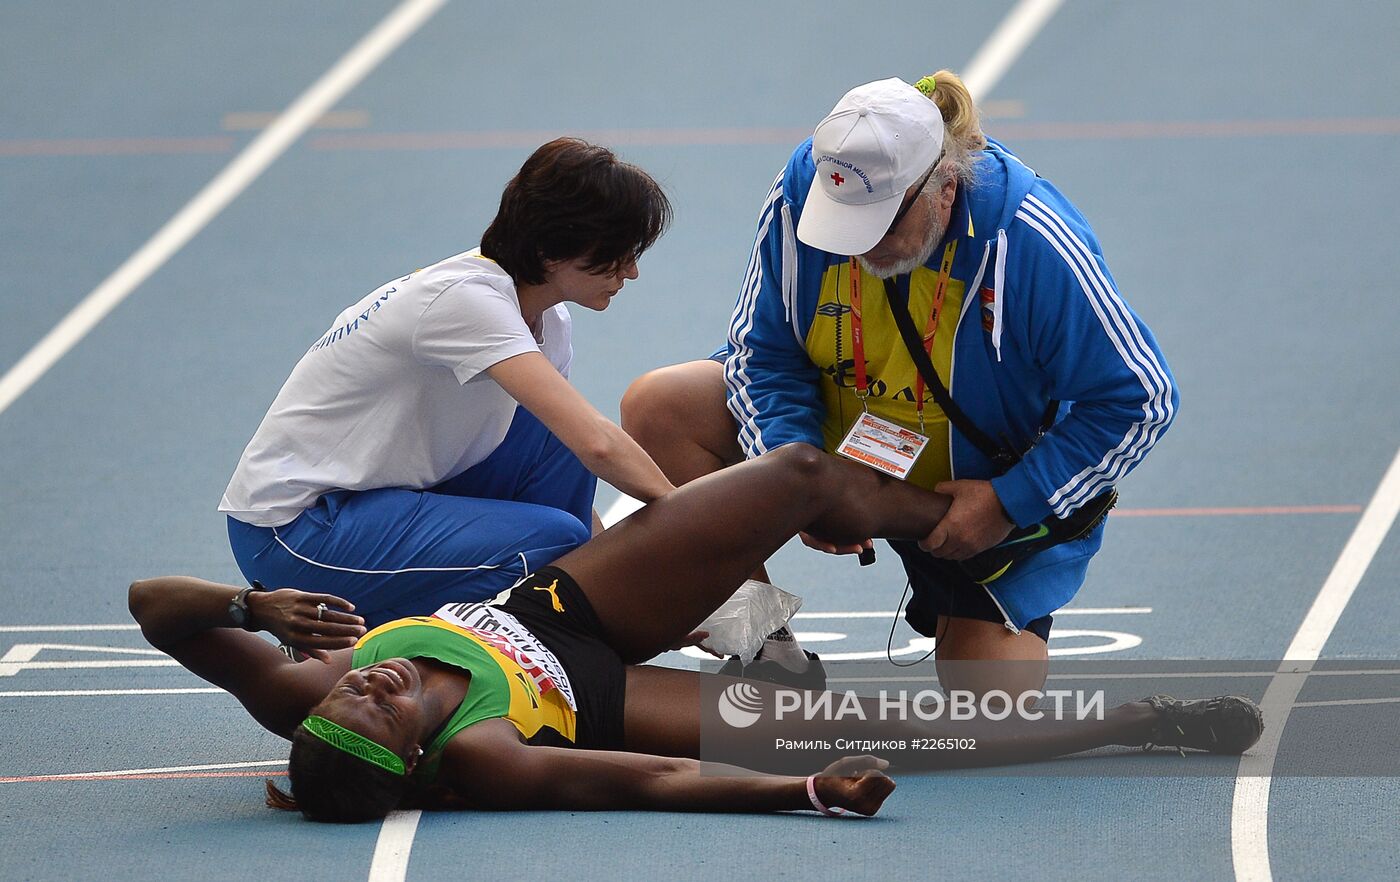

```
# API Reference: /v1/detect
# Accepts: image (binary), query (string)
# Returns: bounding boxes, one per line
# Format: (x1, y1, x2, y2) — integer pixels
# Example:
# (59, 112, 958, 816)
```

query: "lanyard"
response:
(847, 239, 958, 430)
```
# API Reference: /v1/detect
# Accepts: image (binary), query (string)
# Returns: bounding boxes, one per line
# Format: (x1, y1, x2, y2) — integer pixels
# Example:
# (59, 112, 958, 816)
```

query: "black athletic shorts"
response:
(888, 539, 1053, 642)
(498, 566, 628, 750)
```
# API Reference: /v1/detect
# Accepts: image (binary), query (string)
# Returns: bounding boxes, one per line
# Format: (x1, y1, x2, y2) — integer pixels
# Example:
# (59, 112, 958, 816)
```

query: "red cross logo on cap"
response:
(830, 172, 845, 187)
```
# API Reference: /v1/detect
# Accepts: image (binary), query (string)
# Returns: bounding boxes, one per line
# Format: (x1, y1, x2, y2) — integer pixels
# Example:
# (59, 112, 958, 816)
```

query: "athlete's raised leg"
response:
(554, 444, 949, 662)
(620, 359, 783, 585)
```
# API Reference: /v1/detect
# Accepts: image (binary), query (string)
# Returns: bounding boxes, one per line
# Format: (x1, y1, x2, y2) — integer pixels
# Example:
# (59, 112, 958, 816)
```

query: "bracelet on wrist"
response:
(806, 775, 848, 817)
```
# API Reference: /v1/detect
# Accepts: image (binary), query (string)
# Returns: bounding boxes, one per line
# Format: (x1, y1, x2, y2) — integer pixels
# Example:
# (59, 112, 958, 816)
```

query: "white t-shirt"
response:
(220, 249, 573, 527)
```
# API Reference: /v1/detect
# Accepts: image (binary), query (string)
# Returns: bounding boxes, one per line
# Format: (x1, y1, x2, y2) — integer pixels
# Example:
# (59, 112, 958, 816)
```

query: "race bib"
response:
(432, 602, 577, 711)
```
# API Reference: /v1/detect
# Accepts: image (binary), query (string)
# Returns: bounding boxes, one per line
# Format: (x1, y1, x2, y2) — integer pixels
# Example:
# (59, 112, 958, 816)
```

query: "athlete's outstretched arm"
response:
(437, 719, 893, 815)
(128, 577, 363, 736)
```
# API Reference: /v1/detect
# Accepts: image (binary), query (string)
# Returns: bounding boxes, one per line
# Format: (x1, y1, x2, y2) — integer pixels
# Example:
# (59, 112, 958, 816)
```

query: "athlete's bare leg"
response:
(621, 665, 1156, 771)
(623, 360, 1050, 692)
(554, 444, 949, 663)
(621, 359, 773, 583)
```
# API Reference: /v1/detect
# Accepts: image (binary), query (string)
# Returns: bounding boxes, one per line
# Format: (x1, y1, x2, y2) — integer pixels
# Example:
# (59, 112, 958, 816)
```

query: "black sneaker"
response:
(959, 490, 1117, 584)
(718, 651, 827, 692)
(1142, 694, 1264, 755)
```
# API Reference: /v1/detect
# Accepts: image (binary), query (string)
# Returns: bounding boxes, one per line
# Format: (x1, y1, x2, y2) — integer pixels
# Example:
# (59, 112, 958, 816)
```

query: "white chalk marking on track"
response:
(1231, 445, 1400, 882)
(0, 624, 140, 633)
(792, 607, 1151, 618)
(6, 760, 286, 781)
(0, 660, 178, 673)
(1292, 696, 1400, 709)
(0, 0, 447, 419)
(2, 642, 163, 655)
(960, 0, 1066, 101)
(827, 670, 1400, 685)
(369, 810, 423, 882)
(865, 669, 1400, 682)
(0, 641, 171, 675)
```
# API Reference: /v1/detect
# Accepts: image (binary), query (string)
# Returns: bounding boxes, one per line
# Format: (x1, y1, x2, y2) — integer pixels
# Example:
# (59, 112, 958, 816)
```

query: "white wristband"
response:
(806, 775, 849, 817)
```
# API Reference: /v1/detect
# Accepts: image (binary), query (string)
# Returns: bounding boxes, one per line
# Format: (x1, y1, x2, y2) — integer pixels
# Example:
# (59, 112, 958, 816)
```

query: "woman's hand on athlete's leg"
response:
(667, 629, 723, 658)
(799, 531, 872, 556)
(246, 589, 365, 662)
(812, 755, 897, 816)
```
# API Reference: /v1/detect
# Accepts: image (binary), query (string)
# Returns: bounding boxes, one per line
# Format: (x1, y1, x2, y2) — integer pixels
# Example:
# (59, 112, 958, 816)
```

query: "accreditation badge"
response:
(835, 411, 928, 480)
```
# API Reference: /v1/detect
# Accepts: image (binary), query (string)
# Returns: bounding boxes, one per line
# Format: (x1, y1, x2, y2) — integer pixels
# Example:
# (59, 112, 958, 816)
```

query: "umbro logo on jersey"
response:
(816, 302, 852, 317)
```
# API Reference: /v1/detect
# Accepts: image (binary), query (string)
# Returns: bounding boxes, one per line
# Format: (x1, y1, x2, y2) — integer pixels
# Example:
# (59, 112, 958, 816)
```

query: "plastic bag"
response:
(697, 579, 803, 663)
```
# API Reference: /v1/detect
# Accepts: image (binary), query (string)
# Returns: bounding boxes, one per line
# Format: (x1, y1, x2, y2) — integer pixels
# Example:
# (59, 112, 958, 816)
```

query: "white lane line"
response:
(793, 607, 1151, 618)
(2, 643, 164, 655)
(5, 760, 286, 781)
(0, 0, 446, 419)
(0, 625, 140, 633)
(0, 660, 178, 671)
(830, 668, 1400, 685)
(1231, 445, 1400, 882)
(368, 810, 423, 882)
(961, 0, 1066, 100)
(1292, 697, 1400, 709)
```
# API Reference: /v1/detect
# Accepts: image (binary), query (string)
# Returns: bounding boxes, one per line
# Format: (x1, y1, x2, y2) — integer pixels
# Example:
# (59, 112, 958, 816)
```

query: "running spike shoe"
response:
(718, 651, 828, 692)
(959, 490, 1117, 584)
(1142, 694, 1265, 755)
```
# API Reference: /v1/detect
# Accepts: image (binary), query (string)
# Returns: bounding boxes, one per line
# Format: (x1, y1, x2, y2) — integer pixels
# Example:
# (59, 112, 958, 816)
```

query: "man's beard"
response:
(857, 195, 948, 279)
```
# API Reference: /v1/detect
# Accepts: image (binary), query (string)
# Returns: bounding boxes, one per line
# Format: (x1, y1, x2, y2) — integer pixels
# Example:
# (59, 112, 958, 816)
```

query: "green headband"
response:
(302, 715, 406, 776)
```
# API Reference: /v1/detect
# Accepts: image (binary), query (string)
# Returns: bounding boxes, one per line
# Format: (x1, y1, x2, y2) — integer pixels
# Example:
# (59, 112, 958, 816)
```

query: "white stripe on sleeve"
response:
(1016, 195, 1175, 516)
(725, 172, 786, 457)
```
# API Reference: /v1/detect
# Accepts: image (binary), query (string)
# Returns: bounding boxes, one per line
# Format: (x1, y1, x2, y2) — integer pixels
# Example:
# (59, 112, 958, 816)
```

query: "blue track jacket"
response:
(724, 138, 1178, 629)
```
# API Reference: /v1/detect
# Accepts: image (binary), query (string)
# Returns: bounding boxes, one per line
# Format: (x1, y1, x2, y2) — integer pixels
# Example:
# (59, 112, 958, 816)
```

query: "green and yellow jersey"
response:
(352, 615, 577, 779)
(806, 258, 965, 491)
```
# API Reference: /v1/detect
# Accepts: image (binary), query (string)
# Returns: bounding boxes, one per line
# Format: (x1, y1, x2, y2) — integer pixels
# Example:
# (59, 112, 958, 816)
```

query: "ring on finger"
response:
(316, 602, 327, 622)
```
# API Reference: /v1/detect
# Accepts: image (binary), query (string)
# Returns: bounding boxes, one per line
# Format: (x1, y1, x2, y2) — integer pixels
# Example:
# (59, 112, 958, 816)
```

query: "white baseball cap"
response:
(797, 78, 945, 255)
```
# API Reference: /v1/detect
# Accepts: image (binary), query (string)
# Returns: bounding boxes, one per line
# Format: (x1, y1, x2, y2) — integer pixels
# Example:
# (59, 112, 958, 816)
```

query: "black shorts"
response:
(498, 566, 628, 750)
(888, 539, 1053, 642)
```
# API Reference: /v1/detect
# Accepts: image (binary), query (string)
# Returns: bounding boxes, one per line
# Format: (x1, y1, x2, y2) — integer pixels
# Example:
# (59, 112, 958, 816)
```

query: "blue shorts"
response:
(889, 540, 1054, 641)
(227, 408, 596, 628)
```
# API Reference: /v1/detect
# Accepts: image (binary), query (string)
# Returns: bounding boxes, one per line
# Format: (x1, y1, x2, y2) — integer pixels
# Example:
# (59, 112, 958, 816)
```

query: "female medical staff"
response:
(221, 138, 675, 626)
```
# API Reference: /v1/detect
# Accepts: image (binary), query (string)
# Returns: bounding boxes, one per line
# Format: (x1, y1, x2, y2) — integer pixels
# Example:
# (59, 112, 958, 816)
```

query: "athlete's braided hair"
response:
(265, 723, 408, 823)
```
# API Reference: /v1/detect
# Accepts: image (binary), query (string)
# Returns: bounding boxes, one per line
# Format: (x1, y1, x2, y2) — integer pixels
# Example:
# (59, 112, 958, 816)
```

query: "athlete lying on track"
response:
(130, 444, 1263, 821)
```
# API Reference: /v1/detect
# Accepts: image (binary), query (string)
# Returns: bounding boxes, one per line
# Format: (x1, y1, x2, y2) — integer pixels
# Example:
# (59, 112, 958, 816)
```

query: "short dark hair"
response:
(480, 138, 672, 285)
